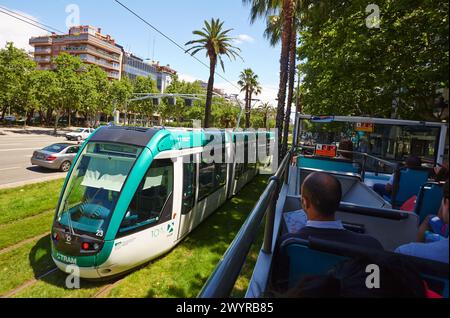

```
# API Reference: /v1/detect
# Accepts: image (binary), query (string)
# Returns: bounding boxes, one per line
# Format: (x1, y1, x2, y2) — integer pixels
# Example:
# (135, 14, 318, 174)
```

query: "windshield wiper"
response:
(88, 187, 104, 204)
(62, 199, 75, 235)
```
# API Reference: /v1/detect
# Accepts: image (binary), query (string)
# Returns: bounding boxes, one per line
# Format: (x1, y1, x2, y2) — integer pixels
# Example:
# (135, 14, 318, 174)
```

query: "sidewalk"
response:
(0, 126, 76, 137)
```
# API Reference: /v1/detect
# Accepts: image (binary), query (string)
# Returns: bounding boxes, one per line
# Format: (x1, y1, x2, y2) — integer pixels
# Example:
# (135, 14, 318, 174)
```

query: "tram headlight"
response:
(81, 242, 90, 251)
(52, 232, 59, 242)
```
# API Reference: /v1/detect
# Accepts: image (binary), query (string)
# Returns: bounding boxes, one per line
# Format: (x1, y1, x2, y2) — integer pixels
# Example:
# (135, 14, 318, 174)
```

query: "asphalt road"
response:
(0, 127, 78, 189)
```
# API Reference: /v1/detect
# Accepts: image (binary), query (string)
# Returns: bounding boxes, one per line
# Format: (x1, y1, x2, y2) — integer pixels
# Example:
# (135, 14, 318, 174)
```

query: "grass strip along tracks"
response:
(0, 175, 268, 298)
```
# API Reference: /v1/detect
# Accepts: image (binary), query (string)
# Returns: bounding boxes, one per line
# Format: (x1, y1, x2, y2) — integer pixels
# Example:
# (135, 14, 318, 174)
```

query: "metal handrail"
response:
(198, 150, 292, 298)
(293, 145, 400, 182)
(295, 144, 398, 168)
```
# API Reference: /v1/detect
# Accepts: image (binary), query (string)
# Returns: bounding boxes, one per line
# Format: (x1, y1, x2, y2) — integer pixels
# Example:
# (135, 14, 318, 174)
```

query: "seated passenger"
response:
(431, 164, 449, 182)
(372, 155, 422, 198)
(282, 255, 431, 298)
(295, 172, 383, 249)
(396, 181, 449, 264)
(337, 140, 354, 161)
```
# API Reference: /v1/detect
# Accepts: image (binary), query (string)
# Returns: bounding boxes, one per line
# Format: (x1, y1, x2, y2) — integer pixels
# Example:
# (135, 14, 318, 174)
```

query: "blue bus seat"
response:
(414, 183, 444, 224)
(297, 156, 361, 174)
(391, 168, 430, 208)
(283, 241, 346, 289)
(274, 237, 449, 297)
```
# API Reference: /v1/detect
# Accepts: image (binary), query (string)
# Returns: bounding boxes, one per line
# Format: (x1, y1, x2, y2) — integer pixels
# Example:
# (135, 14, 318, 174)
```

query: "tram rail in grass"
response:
(0, 175, 268, 298)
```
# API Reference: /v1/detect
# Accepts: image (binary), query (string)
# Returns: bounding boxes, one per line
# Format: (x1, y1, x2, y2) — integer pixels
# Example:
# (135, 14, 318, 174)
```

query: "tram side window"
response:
(118, 159, 173, 237)
(198, 152, 227, 202)
(182, 156, 196, 215)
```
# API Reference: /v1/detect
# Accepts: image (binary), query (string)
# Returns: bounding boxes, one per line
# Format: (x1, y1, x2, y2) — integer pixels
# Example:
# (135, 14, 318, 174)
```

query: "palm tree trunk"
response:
(282, 18, 297, 157)
(246, 90, 253, 128)
(205, 56, 217, 128)
(244, 88, 250, 129)
(276, 0, 295, 160)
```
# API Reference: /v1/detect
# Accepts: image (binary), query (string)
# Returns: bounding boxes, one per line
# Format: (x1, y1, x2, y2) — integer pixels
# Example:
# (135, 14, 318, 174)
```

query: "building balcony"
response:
(80, 54, 121, 70)
(37, 65, 51, 71)
(34, 56, 52, 63)
(29, 37, 52, 45)
(107, 72, 120, 79)
(34, 48, 52, 54)
(53, 34, 122, 55)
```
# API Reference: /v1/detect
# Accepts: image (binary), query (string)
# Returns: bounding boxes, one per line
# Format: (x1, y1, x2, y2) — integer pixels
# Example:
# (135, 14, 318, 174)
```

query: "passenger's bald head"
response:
(302, 172, 342, 217)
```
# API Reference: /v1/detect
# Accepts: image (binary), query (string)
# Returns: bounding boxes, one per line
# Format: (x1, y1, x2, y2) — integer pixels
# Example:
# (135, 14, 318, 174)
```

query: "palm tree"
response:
(243, 0, 296, 158)
(238, 68, 262, 128)
(185, 18, 241, 128)
(258, 102, 275, 129)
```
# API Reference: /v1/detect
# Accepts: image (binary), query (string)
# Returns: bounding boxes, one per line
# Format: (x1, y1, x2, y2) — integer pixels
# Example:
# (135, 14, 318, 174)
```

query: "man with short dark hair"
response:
(298, 172, 383, 249)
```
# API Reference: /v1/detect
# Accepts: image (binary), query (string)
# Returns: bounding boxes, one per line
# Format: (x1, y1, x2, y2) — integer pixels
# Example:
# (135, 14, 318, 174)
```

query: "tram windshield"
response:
(56, 142, 143, 238)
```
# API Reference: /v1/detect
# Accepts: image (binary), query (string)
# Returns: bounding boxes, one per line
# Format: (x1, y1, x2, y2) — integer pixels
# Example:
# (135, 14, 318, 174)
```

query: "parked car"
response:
(65, 128, 94, 141)
(31, 143, 81, 172)
(4, 116, 16, 122)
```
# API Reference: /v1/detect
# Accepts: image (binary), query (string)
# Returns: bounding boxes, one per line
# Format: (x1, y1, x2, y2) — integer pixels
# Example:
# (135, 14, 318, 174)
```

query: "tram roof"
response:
(90, 126, 161, 147)
(89, 126, 274, 150)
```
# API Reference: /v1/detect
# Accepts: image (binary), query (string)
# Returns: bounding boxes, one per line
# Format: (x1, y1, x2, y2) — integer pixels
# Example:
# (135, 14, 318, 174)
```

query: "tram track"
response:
(92, 278, 125, 298)
(0, 232, 50, 255)
(1, 267, 58, 298)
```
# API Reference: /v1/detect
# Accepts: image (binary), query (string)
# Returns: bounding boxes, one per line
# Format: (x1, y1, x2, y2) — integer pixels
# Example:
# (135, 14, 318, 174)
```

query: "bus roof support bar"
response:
(198, 150, 292, 298)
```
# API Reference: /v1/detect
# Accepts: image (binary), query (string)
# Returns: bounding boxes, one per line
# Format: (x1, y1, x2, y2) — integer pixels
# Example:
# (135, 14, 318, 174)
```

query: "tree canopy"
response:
(298, 0, 449, 121)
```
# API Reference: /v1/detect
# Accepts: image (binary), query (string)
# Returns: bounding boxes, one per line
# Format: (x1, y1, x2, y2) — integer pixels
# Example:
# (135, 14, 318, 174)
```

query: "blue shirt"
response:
(306, 220, 345, 230)
(395, 239, 449, 264)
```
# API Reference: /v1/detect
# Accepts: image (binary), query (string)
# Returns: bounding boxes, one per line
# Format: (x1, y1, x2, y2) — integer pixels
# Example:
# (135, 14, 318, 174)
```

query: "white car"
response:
(66, 128, 94, 141)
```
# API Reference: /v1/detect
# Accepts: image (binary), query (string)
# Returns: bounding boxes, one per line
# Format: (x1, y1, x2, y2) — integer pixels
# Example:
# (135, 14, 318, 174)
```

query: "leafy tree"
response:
(185, 18, 241, 128)
(298, 0, 449, 121)
(110, 76, 133, 122)
(0, 42, 36, 120)
(129, 76, 159, 125)
(29, 70, 59, 125)
(80, 65, 111, 125)
(53, 53, 83, 129)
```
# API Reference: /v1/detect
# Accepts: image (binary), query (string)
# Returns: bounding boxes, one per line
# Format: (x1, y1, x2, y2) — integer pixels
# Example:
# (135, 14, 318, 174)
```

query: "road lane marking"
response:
(0, 148, 37, 152)
(0, 167, 21, 171)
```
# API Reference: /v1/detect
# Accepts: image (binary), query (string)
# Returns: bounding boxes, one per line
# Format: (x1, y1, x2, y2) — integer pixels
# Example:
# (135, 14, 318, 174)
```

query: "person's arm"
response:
(385, 174, 394, 193)
(417, 215, 433, 242)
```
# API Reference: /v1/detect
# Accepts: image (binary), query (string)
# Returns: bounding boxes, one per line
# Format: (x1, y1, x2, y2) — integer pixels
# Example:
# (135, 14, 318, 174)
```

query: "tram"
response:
(199, 114, 449, 298)
(51, 126, 274, 278)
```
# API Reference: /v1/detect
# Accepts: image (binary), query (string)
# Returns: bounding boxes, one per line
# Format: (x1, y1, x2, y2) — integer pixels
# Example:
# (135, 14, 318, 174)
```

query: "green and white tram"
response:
(51, 126, 274, 278)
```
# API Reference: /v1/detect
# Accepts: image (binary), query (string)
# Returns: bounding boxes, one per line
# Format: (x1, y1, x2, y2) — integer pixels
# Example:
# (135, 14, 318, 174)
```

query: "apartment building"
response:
(29, 26, 123, 80)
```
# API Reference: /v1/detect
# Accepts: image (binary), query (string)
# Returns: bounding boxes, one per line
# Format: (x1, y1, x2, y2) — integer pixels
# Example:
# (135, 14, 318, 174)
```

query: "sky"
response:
(0, 0, 281, 104)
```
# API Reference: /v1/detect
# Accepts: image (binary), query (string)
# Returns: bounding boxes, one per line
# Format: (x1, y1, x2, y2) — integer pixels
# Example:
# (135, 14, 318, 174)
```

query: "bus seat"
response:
(297, 156, 361, 174)
(414, 183, 444, 224)
(274, 237, 449, 297)
(391, 168, 430, 209)
(282, 241, 346, 289)
(336, 204, 419, 251)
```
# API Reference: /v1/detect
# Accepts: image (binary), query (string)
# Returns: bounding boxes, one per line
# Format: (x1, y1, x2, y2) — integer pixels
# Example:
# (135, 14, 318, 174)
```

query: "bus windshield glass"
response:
(300, 120, 442, 172)
(56, 142, 143, 238)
